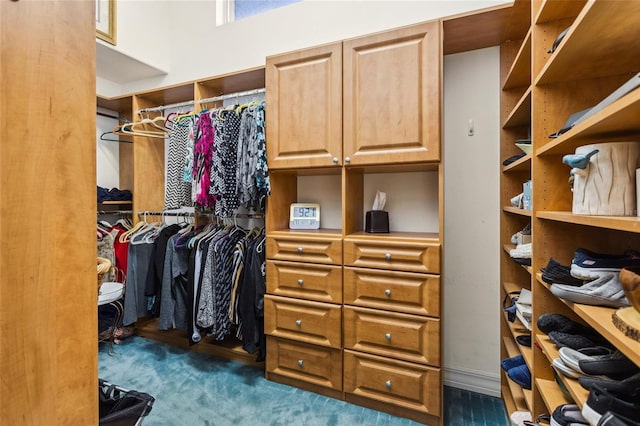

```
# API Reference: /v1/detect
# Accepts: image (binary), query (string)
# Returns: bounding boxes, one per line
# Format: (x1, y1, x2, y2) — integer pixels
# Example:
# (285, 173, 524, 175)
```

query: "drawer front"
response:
(267, 337, 343, 391)
(344, 350, 441, 415)
(267, 260, 343, 304)
(343, 306, 440, 366)
(265, 295, 342, 348)
(344, 267, 439, 317)
(267, 235, 342, 265)
(343, 239, 440, 274)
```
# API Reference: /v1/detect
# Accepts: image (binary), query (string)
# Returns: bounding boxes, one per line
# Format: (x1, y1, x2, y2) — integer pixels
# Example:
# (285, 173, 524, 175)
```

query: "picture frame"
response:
(96, 0, 116, 45)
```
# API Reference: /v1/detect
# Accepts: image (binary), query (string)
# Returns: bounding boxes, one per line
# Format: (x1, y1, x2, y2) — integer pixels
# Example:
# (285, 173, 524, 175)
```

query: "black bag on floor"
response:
(99, 379, 155, 426)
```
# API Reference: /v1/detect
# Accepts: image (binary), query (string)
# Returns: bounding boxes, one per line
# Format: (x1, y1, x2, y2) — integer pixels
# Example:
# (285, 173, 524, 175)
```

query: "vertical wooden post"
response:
(0, 1, 97, 424)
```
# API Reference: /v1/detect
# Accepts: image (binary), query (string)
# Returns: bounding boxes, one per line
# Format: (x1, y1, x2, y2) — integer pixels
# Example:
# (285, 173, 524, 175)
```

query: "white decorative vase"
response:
(572, 142, 640, 216)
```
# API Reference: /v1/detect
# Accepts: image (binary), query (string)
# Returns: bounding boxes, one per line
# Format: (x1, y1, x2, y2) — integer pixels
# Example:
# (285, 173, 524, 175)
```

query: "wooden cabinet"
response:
(343, 21, 441, 166)
(266, 42, 343, 169)
(265, 19, 443, 425)
(500, 0, 640, 419)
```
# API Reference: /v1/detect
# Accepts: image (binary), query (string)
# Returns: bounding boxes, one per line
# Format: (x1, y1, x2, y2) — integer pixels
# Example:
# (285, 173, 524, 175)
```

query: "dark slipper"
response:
(516, 335, 532, 347)
(507, 364, 531, 390)
(548, 331, 603, 350)
(537, 313, 594, 335)
(501, 355, 525, 372)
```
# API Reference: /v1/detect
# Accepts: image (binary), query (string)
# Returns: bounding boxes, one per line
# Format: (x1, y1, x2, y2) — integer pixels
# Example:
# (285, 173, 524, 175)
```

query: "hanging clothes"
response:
(165, 116, 194, 210)
(192, 113, 216, 208)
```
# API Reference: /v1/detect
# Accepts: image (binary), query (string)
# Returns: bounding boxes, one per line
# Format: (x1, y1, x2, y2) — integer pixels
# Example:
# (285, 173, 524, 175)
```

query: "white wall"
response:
(96, 114, 120, 189)
(98, 0, 510, 96)
(443, 46, 501, 396)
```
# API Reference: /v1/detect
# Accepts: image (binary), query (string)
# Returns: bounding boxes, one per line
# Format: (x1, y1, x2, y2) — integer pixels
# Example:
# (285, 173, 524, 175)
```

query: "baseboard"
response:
(444, 366, 501, 398)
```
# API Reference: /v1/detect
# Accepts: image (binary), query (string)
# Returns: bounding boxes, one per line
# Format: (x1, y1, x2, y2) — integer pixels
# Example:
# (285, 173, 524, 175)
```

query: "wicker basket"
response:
(97, 257, 112, 289)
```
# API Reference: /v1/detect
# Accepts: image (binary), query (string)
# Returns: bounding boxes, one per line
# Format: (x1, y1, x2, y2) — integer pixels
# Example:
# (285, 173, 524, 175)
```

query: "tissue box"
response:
(365, 210, 389, 233)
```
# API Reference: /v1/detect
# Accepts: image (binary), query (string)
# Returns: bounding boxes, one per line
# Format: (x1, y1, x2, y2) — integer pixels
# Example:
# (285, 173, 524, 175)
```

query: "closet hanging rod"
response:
(98, 210, 133, 215)
(138, 211, 196, 217)
(136, 211, 264, 219)
(135, 88, 266, 115)
(197, 88, 266, 105)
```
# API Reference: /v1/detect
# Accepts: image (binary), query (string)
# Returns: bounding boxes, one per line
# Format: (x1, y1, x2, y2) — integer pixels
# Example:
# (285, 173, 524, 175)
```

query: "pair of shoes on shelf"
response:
(579, 372, 640, 398)
(583, 384, 640, 426)
(551, 273, 630, 308)
(511, 223, 532, 245)
(553, 347, 636, 381)
(542, 258, 584, 286)
(501, 355, 532, 390)
(510, 243, 532, 259)
(538, 313, 612, 348)
(551, 404, 589, 426)
(571, 248, 640, 281)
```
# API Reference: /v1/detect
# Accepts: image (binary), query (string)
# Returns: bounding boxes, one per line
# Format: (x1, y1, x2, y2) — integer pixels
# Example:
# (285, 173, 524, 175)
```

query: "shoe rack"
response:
(500, 0, 640, 419)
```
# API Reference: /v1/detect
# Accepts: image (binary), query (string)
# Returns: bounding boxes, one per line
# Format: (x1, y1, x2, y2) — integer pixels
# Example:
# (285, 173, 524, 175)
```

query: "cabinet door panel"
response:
(267, 260, 342, 304)
(266, 42, 343, 169)
(344, 350, 440, 415)
(343, 238, 440, 274)
(344, 267, 439, 317)
(344, 306, 440, 366)
(267, 337, 343, 390)
(265, 295, 342, 348)
(343, 21, 441, 165)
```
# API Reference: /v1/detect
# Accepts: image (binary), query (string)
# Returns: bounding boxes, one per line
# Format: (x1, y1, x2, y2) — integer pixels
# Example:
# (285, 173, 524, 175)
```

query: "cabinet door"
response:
(266, 42, 343, 169)
(343, 21, 441, 165)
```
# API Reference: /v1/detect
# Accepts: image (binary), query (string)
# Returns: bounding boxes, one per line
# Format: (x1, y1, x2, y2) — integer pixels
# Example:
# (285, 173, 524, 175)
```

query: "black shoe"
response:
(579, 372, 640, 397)
(552, 404, 589, 425)
(582, 384, 640, 426)
(579, 351, 640, 379)
(538, 313, 594, 335)
(548, 331, 613, 351)
(516, 334, 532, 347)
(597, 410, 640, 426)
(541, 258, 584, 286)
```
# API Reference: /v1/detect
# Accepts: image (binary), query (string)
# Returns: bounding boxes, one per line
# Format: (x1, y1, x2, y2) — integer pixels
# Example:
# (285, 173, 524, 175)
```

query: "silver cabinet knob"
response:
(297, 279, 304, 286)
(345, 156, 351, 163)
(385, 380, 391, 389)
(332, 157, 338, 164)
(297, 360, 304, 367)
(384, 289, 391, 297)
(295, 320, 302, 327)
(385, 333, 391, 341)
(385, 253, 392, 260)
(297, 247, 303, 254)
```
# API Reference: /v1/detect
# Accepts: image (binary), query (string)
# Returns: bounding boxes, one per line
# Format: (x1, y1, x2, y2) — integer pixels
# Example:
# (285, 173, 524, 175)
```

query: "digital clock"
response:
(289, 203, 320, 230)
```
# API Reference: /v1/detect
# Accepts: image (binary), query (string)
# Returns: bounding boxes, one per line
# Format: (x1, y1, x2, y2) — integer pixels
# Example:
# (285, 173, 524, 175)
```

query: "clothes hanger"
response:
(115, 122, 166, 139)
(100, 130, 133, 144)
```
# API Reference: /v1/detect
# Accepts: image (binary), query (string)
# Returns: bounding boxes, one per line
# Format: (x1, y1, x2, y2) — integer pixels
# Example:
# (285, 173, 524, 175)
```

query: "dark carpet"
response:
(98, 337, 508, 425)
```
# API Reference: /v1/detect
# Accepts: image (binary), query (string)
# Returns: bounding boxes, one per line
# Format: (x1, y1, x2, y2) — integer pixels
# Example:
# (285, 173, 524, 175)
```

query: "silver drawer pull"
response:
(345, 156, 351, 163)
(385, 333, 391, 341)
(297, 279, 304, 286)
(332, 157, 338, 164)
(385, 380, 391, 389)
(384, 253, 392, 260)
(297, 360, 304, 367)
(295, 320, 302, 327)
(384, 289, 391, 297)
(297, 247, 303, 254)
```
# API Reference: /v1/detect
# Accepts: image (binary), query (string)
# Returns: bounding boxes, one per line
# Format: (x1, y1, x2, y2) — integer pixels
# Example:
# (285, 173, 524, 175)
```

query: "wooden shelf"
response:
(503, 244, 532, 274)
(537, 334, 589, 407)
(534, 0, 586, 25)
(536, 378, 572, 415)
(503, 329, 532, 370)
(503, 280, 528, 295)
(345, 231, 440, 242)
(504, 206, 533, 217)
(536, 1, 640, 85)
(502, 154, 531, 172)
(503, 29, 531, 90)
(268, 228, 343, 238)
(99, 200, 132, 205)
(503, 86, 531, 129)
(537, 88, 640, 157)
(537, 211, 640, 233)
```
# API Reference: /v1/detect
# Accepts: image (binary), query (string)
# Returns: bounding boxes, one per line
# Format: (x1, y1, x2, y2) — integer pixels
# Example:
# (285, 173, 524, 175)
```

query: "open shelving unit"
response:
(500, 0, 640, 420)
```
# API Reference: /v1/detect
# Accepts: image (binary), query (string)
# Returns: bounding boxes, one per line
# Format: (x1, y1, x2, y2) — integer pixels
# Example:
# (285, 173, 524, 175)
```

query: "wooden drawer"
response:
(343, 238, 440, 274)
(266, 234, 342, 265)
(267, 337, 342, 391)
(343, 306, 440, 366)
(265, 295, 342, 348)
(344, 267, 439, 317)
(344, 350, 441, 416)
(267, 260, 342, 304)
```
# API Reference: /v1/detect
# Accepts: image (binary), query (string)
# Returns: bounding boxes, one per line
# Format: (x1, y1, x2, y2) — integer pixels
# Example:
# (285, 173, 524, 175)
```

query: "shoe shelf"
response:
(535, 1, 640, 86)
(537, 277, 640, 367)
(502, 87, 532, 129)
(534, 0, 587, 25)
(503, 328, 533, 372)
(503, 334, 534, 412)
(502, 29, 531, 91)
(537, 88, 640, 157)
(503, 245, 532, 274)
(503, 280, 529, 295)
(537, 212, 640, 234)
(535, 378, 572, 416)
(502, 155, 531, 173)
(503, 206, 533, 217)
(537, 335, 589, 407)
